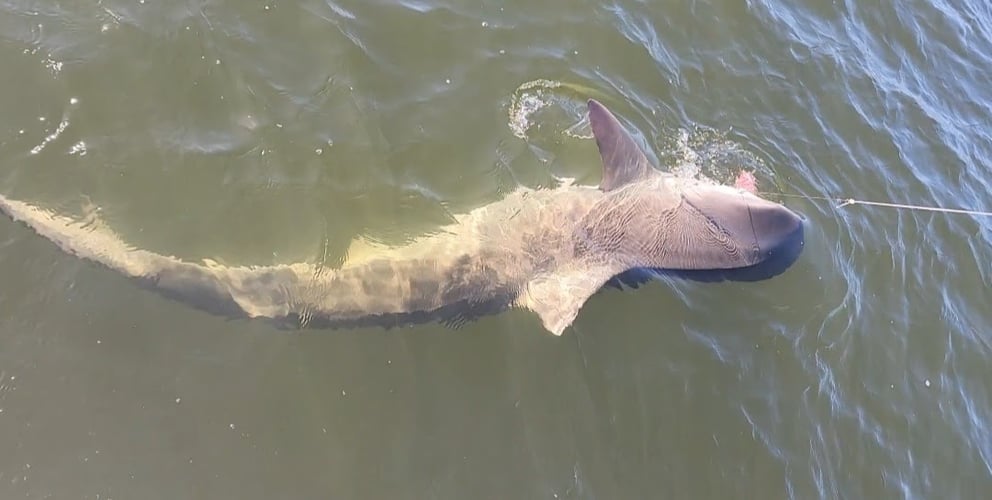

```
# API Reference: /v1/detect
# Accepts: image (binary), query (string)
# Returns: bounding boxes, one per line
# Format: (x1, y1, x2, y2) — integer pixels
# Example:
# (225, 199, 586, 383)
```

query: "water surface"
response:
(1, 0, 991, 498)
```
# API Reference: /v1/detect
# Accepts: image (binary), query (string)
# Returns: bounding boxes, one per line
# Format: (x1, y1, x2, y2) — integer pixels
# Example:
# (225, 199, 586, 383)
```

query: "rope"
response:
(759, 192, 992, 217)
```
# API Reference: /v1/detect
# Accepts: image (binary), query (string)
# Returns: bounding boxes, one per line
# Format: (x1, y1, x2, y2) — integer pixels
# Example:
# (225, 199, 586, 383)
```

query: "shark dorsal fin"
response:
(516, 264, 618, 335)
(587, 99, 653, 191)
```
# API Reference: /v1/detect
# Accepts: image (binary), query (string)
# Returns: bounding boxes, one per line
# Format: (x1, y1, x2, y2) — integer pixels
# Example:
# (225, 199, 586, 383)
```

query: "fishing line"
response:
(760, 192, 992, 217)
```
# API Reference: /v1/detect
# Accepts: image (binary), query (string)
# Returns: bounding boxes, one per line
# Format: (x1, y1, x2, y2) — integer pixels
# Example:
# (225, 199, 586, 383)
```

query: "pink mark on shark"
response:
(735, 170, 758, 194)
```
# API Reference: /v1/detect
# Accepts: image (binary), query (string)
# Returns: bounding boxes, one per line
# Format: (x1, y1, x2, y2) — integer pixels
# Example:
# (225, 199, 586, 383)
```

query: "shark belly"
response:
(295, 251, 522, 329)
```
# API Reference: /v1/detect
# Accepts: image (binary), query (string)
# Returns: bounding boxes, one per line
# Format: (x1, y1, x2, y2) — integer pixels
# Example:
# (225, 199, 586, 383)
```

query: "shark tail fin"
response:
(0, 194, 177, 278)
(0, 194, 275, 319)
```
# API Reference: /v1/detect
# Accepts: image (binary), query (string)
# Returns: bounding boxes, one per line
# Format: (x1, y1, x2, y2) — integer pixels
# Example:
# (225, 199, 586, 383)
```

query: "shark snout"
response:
(746, 197, 804, 265)
(681, 186, 804, 269)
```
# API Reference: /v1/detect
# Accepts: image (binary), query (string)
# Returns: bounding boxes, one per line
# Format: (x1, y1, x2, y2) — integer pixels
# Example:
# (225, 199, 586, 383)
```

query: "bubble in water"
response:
(69, 141, 87, 156)
(236, 113, 259, 131)
(30, 119, 69, 155)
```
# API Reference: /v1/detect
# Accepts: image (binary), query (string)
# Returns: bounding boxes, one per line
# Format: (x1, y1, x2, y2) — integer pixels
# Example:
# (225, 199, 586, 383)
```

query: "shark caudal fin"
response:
(0, 194, 174, 277)
(0, 194, 305, 320)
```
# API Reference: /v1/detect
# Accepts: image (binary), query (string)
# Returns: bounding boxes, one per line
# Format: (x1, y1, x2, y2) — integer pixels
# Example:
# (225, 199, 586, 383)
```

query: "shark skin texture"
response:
(0, 99, 804, 335)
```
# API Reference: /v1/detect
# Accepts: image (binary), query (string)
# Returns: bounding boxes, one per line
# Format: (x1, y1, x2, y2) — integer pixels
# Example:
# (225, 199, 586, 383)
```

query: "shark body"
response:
(0, 100, 804, 335)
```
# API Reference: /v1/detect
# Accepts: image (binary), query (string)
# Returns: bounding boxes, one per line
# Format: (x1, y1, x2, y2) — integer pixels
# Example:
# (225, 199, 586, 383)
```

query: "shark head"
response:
(582, 99, 804, 280)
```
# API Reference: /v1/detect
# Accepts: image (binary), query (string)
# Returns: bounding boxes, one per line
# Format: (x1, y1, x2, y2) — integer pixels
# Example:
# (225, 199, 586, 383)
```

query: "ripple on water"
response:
(506, 78, 781, 191)
(2, 0, 992, 497)
(605, 0, 992, 496)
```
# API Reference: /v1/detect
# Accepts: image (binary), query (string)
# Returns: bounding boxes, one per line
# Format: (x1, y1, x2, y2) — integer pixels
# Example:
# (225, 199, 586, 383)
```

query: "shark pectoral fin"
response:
(518, 266, 616, 336)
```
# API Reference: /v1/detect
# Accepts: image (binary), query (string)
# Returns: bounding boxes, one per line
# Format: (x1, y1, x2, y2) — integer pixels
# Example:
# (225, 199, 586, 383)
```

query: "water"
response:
(1, 0, 990, 498)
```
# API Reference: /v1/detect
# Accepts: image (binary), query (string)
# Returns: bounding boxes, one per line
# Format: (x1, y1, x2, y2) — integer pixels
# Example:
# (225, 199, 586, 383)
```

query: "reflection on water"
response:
(1, 0, 991, 498)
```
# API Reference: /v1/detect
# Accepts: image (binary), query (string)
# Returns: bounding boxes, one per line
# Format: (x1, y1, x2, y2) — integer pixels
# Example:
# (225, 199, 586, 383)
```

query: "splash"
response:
(506, 79, 606, 140)
(507, 83, 777, 190)
(662, 123, 775, 189)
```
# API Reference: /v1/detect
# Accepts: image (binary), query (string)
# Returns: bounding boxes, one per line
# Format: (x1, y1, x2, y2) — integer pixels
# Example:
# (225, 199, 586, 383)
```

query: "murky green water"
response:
(2, 0, 991, 498)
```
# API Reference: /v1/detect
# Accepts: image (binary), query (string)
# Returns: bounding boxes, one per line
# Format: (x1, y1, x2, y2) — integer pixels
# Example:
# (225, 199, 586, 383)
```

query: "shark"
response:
(0, 99, 804, 335)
